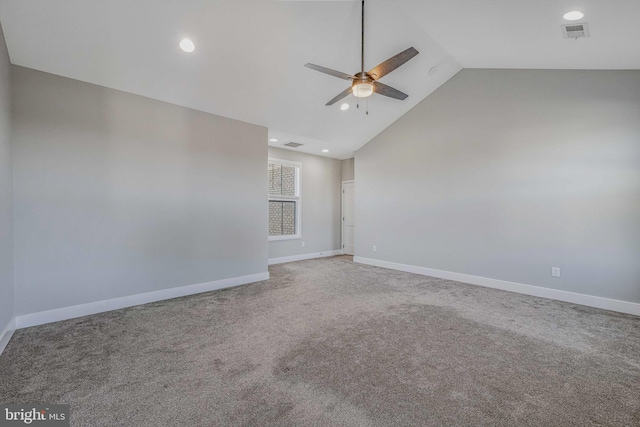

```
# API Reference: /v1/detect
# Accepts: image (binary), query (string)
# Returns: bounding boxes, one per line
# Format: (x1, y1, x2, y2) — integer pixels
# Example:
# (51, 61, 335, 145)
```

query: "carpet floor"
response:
(1, 256, 639, 426)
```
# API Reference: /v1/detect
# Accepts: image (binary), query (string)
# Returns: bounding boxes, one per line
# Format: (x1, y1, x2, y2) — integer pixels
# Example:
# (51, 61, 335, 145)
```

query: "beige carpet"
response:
(1, 255, 639, 426)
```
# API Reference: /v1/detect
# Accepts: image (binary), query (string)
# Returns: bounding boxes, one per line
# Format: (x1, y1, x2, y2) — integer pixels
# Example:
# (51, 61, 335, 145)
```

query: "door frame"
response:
(341, 180, 355, 255)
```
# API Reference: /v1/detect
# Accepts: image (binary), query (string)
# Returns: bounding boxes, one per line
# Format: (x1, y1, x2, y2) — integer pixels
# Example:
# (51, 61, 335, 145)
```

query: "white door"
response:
(342, 181, 355, 255)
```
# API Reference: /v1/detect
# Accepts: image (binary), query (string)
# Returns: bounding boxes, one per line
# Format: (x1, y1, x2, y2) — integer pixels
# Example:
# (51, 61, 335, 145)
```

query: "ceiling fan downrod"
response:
(361, 0, 365, 74)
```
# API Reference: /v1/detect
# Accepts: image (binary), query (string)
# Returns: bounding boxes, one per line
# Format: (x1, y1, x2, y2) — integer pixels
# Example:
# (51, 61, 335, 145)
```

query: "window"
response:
(268, 159, 301, 240)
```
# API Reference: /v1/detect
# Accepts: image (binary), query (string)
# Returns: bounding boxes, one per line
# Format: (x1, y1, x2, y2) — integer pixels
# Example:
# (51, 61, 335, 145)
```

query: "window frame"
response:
(268, 158, 302, 241)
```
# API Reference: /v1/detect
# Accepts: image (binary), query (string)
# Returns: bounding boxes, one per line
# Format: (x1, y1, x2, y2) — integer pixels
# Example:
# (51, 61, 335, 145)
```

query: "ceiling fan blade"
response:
(368, 47, 419, 80)
(326, 87, 353, 106)
(373, 81, 408, 101)
(305, 63, 355, 81)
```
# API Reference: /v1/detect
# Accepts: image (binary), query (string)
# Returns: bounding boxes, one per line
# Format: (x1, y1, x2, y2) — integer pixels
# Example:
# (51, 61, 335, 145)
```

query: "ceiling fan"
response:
(305, 0, 419, 106)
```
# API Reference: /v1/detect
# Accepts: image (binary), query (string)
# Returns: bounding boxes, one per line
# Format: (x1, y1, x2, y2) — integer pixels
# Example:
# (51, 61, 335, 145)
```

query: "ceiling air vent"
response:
(562, 23, 590, 39)
(283, 142, 304, 148)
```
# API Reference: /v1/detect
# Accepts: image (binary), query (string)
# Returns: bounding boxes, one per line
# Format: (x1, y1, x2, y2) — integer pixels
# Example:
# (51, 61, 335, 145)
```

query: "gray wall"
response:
(268, 147, 342, 259)
(356, 69, 640, 303)
(12, 66, 268, 316)
(341, 158, 354, 182)
(0, 23, 13, 330)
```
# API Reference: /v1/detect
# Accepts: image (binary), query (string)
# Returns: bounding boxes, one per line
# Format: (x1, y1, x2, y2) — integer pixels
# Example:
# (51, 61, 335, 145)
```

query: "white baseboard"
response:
(269, 249, 343, 265)
(354, 257, 640, 317)
(0, 317, 16, 357)
(15, 271, 270, 329)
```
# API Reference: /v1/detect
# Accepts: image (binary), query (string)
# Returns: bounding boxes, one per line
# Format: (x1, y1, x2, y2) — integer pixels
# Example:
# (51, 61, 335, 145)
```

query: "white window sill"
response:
(269, 234, 301, 241)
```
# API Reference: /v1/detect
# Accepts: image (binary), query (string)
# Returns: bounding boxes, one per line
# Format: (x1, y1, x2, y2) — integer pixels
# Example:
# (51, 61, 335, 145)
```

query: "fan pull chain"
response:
(366, 97, 369, 115)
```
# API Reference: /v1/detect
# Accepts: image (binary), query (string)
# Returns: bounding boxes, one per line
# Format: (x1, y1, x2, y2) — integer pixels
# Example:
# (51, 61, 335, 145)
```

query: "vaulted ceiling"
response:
(1, 0, 638, 159)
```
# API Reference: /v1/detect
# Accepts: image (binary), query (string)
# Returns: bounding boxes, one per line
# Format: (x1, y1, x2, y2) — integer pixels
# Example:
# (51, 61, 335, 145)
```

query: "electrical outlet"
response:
(373, 245, 377, 252)
(551, 267, 561, 278)
(301, 241, 305, 248)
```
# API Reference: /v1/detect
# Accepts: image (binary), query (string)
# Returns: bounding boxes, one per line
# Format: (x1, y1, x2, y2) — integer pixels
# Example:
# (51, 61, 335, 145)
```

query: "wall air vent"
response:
(562, 23, 590, 39)
(283, 142, 304, 148)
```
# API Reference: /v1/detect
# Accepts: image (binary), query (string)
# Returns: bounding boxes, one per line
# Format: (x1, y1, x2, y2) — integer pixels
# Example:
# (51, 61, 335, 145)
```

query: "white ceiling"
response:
(407, 0, 640, 70)
(1, 0, 638, 159)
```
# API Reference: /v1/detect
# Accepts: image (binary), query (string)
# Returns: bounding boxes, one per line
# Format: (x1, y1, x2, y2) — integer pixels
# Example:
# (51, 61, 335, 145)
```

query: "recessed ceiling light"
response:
(269, 138, 278, 142)
(340, 103, 350, 111)
(179, 38, 195, 53)
(563, 11, 584, 21)
(322, 149, 329, 153)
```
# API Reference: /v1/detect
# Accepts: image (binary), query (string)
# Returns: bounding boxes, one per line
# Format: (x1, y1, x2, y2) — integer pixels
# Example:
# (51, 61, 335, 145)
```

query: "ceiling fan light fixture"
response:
(352, 82, 374, 98)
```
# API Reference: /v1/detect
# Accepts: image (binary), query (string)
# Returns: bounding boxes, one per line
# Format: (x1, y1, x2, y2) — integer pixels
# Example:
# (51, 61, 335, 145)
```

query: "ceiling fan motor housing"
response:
(354, 72, 373, 83)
